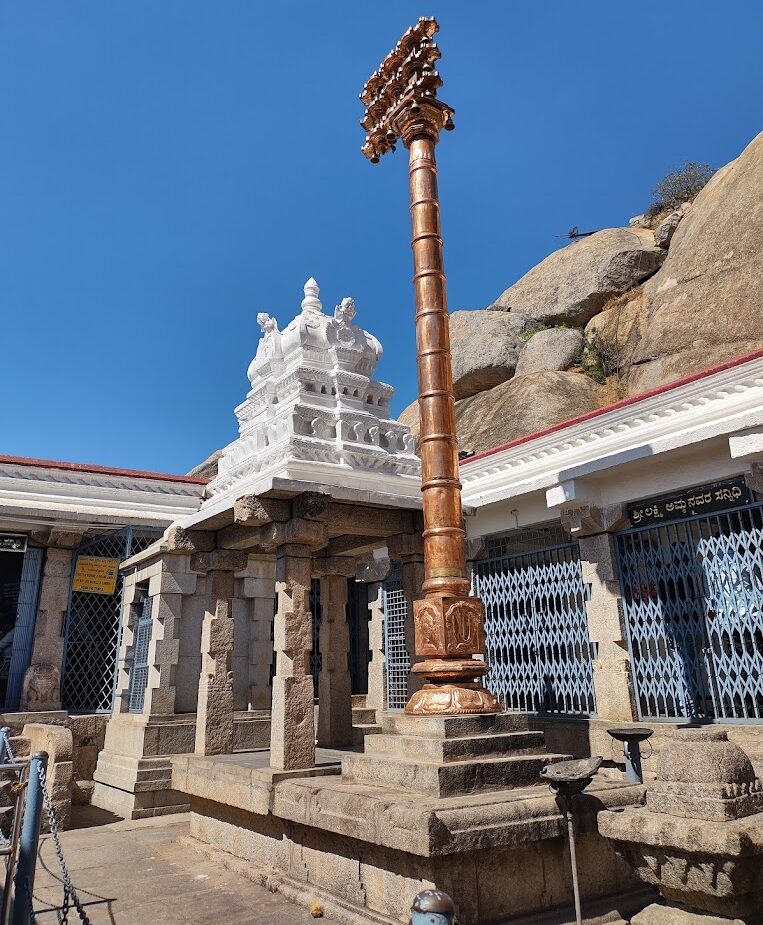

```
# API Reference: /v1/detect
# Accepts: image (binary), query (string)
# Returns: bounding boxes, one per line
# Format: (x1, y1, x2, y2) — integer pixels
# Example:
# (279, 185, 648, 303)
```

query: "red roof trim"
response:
(0, 454, 207, 486)
(461, 348, 763, 467)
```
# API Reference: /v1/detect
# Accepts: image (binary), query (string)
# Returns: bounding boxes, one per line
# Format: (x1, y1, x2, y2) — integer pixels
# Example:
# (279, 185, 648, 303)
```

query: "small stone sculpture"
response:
(21, 663, 60, 711)
(599, 728, 763, 923)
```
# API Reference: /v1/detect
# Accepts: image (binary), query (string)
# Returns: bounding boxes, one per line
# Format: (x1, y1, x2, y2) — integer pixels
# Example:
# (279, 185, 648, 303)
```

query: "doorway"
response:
(0, 551, 24, 706)
(0, 544, 45, 710)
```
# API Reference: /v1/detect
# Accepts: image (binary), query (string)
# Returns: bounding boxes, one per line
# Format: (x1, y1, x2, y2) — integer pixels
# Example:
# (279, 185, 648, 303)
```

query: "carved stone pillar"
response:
(142, 554, 200, 716)
(270, 543, 316, 770)
(23, 541, 75, 711)
(561, 504, 637, 722)
(314, 556, 356, 748)
(239, 555, 277, 711)
(356, 556, 392, 715)
(193, 550, 247, 756)
(366, 583, 386, 714)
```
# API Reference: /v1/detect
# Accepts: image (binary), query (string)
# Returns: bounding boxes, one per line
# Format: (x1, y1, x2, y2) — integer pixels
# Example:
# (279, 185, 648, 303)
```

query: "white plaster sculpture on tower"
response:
(205, 278, 421, 505)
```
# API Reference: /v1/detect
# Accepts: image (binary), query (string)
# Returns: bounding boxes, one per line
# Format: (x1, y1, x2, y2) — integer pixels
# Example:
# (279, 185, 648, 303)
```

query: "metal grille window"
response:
(617, 503, 763, 722)
(127, 596, 153, 713)
(473, 540, 596, 715)
(61, 528, 157, 714)
(383, 566, 410, 711)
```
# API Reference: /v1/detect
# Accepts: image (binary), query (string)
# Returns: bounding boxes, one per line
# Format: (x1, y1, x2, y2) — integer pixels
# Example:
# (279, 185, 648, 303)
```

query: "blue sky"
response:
(2, 2, 762, 474)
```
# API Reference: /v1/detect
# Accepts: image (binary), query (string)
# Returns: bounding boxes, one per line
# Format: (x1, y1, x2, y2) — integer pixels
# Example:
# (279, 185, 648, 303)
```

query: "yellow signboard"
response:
(72, 556, 120, 595)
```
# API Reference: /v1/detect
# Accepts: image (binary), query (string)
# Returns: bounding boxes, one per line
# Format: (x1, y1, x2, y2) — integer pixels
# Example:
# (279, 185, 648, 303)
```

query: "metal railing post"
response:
(12, 751, 48, 925)
(0, 728, 10, 765)
(1, 765, 27, 925)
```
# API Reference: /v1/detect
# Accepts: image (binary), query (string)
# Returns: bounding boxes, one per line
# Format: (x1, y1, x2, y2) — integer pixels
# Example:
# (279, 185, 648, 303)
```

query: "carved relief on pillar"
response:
(413, 596, 484, 658)
(270, 544, 316, 771)
(193, 552, 247, 756)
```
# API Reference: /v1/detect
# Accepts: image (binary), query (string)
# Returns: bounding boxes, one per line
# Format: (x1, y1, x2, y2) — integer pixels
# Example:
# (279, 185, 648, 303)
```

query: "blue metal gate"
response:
(473, 539, 596, 715)
(616, 502, 763, 722)
(61, 527, 157, 713)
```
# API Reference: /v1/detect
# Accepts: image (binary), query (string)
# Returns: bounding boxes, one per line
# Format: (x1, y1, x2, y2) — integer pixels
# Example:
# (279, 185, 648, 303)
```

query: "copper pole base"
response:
(403, 595, 500, 715)
(405, 683, 500, 716)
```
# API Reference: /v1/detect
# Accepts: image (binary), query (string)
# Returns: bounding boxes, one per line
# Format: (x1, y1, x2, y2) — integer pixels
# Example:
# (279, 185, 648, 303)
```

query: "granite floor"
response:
(29, 811, 339, 925)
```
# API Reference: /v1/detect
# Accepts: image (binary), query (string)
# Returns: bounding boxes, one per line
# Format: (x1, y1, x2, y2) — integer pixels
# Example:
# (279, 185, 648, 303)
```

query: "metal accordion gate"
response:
(61, 528, 156, 713)
(472, 535, 596, 715)
(616, 502, 763, 722)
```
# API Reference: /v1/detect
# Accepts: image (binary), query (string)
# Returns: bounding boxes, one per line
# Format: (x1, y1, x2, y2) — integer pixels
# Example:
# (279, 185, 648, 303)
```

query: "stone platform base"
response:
(93, 710, 271, 820)
(632, 904, 756, 925)
(173, 746, 646, 925)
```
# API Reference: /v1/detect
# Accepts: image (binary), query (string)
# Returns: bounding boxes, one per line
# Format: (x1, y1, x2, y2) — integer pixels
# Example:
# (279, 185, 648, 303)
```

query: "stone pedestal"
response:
(344, 712, 569, 797)
(173, 712, 645, 925)
(270, 544, 315, 771)
(600, 729, 763, 923)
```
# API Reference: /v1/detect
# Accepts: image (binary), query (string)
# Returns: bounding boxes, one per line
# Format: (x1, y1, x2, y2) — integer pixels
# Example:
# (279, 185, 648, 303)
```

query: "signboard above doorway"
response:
(627, 477, 752, 528)
(0, 534, 27, 553)
(72, 556, 120, 595)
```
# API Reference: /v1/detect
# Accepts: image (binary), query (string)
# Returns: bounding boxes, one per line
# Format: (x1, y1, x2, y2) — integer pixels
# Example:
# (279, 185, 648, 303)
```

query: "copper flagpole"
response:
(360, 18, 499, 715)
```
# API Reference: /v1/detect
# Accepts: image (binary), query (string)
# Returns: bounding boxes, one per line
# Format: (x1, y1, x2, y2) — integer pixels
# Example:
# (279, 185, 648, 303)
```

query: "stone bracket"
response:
(560, 502, 628, 538)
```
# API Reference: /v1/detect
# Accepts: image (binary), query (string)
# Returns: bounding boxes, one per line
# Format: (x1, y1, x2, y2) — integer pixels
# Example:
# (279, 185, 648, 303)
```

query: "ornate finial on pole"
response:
(301, 277, 323, 314)
(359, 20, 499, 715)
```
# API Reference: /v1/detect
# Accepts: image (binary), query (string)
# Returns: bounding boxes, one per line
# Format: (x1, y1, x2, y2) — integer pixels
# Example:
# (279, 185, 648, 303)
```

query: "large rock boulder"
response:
(187, 449, 222, 481)
(489, 227, 665, 327)
(584, 290, 646, 378)
(454, 371, 603, 455)
(515, 327, 584, 378)
(398, 400, 419, 435)
(449, 309, 529, 399)
(629, 131, 763, 393)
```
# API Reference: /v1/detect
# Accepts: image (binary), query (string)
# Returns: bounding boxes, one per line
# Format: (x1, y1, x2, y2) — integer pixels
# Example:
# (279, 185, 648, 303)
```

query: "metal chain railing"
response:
(34, 761, 90, 925)
(0, 730, 91, 925)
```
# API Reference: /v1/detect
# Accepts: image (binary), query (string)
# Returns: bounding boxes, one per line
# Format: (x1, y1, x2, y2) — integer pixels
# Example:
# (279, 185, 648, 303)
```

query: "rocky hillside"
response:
(400, 131, 763, 456)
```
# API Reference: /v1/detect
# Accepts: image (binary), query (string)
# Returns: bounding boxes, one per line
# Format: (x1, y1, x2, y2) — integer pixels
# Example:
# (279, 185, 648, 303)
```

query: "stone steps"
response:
(351, 707, 377, 725)
(351, 723, 381, 746)
(364, 729, 546, 762)
(379, 711, 530, 739)
(342, 750, 570, 797)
